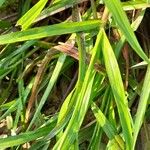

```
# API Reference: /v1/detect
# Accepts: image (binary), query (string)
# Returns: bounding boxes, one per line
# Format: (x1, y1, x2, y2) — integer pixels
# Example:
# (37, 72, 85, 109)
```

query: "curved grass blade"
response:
(0, 20, 101, 45)
(101, 29, 133, 150)
(103, 0, 149, 63)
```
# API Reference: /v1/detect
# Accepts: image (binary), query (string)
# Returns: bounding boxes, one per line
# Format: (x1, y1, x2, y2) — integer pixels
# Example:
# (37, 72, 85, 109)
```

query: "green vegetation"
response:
(0, 0, 150, 149)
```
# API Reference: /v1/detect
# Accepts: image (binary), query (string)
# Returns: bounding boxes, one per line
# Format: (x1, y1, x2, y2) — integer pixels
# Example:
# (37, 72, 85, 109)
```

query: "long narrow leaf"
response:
(103, 0, 149, 63)
(27, 54, 66, 130)
(101, 28, 133, 150)
(91, 102, 124, 149)
(53, 29, 103, 150)
(133, 64, 150, 149)
(0, 20, 101, 45)
(0, 118, 56, 149)
(17, 0, 48, 30)
(35, 0, 88, 22)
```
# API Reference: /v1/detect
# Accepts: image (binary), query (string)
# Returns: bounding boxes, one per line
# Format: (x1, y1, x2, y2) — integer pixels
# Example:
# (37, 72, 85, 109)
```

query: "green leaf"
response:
(17, 0, 48, 30)
(88, 87, 111, 150)
(27, 54, 66, 130)
(101, 28, 133, 150)
(103, 0, 149, 63)
(0, 20, 101, 45)
(0, 40, 36, 67)
(35, 0, 88, 22)
(53, 29, 103, 150)
(122, 0, 150, 11)
(91, 102, 124, 150)
(0, 117, 56, 149)
(133, 64, 150, 150)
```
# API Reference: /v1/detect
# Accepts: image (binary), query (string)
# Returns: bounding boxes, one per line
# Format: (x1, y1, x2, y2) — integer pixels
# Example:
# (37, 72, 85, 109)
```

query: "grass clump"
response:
(0, 0, 150, 149)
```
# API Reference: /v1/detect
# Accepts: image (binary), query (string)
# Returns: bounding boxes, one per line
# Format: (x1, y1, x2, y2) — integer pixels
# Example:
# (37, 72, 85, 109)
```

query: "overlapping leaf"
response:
(103, 0, 149, 63)
(101, 28, 133, 150)
(17, 0, 48, 30)
(133, 64, 150, 149)
(0, 20, 101, 45)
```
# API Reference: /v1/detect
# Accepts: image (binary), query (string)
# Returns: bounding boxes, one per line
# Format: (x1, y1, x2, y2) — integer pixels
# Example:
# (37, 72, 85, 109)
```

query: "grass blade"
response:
(35, 0, 88, 22)
(133, 64, 150, 149)
(53, 29, 103, 150)
(0, 117, 56, 149)
(91, 102, 124, 149)
(27, 54, 66, 130)
(103, 0, 149, 63)
(0, 20, 101, 45)
(101, 28, 133, 149)
(122, 1, 150, 11)
(17, 0, 48, 30)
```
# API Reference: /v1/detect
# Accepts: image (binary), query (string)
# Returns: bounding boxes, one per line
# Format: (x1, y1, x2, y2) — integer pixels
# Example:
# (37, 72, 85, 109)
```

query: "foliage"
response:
(0, 0, 150, 149)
